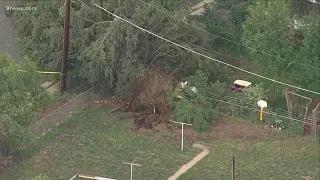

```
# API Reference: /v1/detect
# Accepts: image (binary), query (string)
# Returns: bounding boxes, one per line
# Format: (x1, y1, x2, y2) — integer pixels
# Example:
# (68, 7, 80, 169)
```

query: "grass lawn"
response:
(3, 107, 200, 180)
(180, 132, 320, 179)
(2, 105, 319, 180)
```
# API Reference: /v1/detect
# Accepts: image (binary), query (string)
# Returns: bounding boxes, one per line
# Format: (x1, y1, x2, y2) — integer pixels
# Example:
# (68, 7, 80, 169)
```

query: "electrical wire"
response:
(93, 3, 320, 95)
(77, 0, 319, 127)
(171, 38, 320, 82)
(138, 0, 320, 70)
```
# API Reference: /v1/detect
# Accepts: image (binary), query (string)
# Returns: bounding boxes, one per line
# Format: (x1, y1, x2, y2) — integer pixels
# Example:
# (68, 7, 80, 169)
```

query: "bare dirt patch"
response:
(36, 99, 68, 120)
(137, 116, 277, 142)
(32, 149, 56, 171)
(199, 116, 277, 141)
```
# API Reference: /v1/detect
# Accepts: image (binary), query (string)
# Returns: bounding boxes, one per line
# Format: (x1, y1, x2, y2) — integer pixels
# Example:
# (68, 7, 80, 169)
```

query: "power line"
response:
(139, 0, 320, 70)
(93, 3, 320, 95)
(171, 38, 320, 82)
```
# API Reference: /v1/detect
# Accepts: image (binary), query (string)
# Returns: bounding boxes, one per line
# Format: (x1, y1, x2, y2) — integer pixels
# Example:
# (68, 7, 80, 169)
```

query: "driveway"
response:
(0, 0, 23, 63)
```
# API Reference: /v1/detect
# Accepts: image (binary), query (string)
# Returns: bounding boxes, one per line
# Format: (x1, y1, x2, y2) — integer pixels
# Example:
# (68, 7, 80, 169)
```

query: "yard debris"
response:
(0, 156, 13, 167)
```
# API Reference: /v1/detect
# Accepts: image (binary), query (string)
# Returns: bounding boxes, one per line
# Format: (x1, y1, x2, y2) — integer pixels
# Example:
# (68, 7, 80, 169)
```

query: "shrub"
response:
(229, 83, 269, 118)
(168, 70, 227, 132)
(0, 54, 50, 157)
(168, 89, 214, 132)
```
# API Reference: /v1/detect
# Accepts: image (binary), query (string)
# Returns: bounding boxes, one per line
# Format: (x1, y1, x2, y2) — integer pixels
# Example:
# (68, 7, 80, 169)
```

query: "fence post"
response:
(231, 155, 235, 180)
(311, 103, 320, 139)
(275, 109, 278, 129)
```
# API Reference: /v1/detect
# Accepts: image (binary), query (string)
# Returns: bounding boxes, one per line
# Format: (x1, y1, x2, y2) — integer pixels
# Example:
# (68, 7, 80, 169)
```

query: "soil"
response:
(36, 100, 68, 120)
(90, 96, 127, 109)
(32, 149, 56, 171)
(134, 115, 277, 143)
(124, 67, 175, 129)
(204, 116, 277, 141)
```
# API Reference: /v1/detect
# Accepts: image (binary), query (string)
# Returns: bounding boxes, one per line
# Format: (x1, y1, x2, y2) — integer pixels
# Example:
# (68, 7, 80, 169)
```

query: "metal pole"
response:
(170, 121, 192, 151)
(130, 164, 133, 180)
(231, 155, 235, 180)
(276, 109, 278, 129)
(60, 0, 71, 93)
(181, 123, 184, 151)
(122, 162, 141, 180)
(260, 107, 263, 121)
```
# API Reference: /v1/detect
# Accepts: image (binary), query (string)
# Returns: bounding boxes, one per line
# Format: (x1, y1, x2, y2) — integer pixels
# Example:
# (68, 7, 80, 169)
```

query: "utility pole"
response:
(60, 0, 71, 93)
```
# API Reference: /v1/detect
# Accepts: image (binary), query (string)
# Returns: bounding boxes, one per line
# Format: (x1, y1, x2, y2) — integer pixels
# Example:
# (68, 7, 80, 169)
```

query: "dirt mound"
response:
(125, 67, 175, 129)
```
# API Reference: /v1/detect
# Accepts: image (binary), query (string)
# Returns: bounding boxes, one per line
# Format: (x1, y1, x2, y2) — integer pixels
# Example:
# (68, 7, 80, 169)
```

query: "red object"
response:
(303, 119, 312, 135)
(231, 84, 244, 92)
(231, 84, 254, 92)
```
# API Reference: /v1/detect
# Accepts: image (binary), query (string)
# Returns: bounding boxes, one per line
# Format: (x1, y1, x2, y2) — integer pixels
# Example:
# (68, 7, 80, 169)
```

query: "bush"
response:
(228, 83, 269, 118)
(168, 70, 227, 132)
(168, 90, 214, 132)
(0, 54, 50, 157)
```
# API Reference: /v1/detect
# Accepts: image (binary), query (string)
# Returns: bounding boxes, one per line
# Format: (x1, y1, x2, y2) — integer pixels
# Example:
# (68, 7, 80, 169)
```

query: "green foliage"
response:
(229, 84, 268, 117)
(241, 83, 268, 101)
(30, 174, 52, 180)
(13, 0, 211, 96)
(168, 91, 214, 132)
(243, 0, 320, 94)
(201, 0, 256, 56)
(13, 0, 63, 70)
(0, 54, 50, 157)
(168, 70, 227, 132)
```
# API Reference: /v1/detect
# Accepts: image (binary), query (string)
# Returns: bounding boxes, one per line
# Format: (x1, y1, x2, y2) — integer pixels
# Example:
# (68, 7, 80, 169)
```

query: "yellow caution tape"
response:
(16, 70, 60, 74)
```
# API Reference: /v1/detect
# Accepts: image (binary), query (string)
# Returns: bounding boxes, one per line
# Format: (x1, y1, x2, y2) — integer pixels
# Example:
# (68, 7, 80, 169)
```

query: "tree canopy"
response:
(243, 0, 320, 95)
(14, 0, 217, 96)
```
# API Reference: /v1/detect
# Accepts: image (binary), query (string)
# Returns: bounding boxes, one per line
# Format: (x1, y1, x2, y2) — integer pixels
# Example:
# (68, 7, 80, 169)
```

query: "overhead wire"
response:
(93, 3, 320, 95)
(170, 38, 320, 82)
(0, 69, 60, 74)
(138, 0, 320, 70)
(75, 0, 319, 126)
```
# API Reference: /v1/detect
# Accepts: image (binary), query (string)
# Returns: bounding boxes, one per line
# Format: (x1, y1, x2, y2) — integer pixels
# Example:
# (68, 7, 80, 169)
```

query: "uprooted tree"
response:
(124, 67, 175, 129)
(123, 66, 228, 131)
(13, 0, 214, 97)
(12, 0, 235, 131)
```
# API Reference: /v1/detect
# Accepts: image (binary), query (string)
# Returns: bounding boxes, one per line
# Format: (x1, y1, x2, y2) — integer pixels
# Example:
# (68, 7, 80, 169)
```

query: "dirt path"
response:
(28, 86, 98, 135)
(168, 143, 209, 180)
